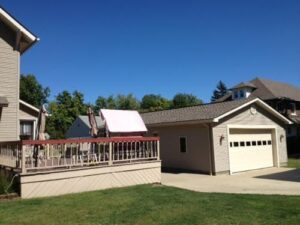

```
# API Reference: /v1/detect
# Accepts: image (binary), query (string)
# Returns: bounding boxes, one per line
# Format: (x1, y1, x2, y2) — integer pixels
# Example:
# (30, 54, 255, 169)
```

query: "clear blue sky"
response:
(2, 0, 300, 103)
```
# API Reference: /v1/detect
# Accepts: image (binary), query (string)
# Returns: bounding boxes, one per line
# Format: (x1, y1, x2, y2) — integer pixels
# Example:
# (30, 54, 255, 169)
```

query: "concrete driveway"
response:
(162, 167, 300, 195)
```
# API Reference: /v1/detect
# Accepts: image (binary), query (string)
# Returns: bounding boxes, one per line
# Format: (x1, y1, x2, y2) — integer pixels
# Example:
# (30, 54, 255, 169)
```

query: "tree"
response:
(94, 95, 117, 112)
(115, 94, 140, 110)
(46, 90, 87, 139)
(172, 93, 203, 108)
(211, 81, 228, 102)
(141, 94, 171, 112)
(20, 74, 50, 108)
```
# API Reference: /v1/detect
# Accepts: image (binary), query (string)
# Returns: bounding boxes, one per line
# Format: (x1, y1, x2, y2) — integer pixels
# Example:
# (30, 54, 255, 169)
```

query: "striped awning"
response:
(0, 96, 9, 107)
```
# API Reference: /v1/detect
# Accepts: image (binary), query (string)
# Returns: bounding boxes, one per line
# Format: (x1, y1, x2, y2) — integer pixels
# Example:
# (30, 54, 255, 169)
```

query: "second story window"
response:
(239, 90, 245, 98)
(20, 120, 34, 140)
(234, 91, 239, 99)
(290, 103, 296, 115)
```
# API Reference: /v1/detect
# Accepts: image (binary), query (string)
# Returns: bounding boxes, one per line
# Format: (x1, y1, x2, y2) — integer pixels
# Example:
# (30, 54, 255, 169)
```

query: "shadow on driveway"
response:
(254, 168, 300, 182)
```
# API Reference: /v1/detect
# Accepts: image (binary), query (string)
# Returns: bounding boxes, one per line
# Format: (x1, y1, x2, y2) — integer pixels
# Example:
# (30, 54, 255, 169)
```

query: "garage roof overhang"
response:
(213, 98, 293, 124)
(0, 7, 39, 54)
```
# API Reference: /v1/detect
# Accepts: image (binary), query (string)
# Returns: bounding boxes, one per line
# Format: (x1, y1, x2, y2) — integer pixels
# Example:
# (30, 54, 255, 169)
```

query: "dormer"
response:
(230, 82, 257, 100)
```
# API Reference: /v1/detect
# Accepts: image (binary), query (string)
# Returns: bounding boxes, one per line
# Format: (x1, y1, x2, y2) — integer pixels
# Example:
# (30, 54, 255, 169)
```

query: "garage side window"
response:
(180, 137, 187, 153)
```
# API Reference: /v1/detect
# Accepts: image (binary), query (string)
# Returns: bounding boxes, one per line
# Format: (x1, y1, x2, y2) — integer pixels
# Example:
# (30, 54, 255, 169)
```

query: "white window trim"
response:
(291, 103, 297, 116)
(179, 136, 187, 153)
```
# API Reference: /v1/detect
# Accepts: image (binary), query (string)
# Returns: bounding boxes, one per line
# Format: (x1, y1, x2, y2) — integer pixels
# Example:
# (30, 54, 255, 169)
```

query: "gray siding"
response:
(148, 124, 211, 173)
(212, 103, 288, 173)
(66, 118, 90, 138)
(0, 28, 20, 141)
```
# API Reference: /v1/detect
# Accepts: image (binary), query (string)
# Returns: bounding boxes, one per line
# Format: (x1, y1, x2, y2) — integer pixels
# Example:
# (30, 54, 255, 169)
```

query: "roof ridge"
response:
(141, 98, 250, 115)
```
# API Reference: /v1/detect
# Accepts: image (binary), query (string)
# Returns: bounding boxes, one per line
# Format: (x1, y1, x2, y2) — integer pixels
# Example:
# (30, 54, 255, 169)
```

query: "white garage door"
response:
(229, 129, 274, 173)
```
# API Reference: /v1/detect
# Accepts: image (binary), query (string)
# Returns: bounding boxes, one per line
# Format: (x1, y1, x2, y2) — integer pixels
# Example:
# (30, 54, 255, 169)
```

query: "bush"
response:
(0, 174, 18, 195)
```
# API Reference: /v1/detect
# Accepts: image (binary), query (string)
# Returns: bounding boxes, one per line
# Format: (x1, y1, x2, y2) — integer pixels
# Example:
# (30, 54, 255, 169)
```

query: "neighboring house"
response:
(67, 109, 147, 138)
(66, 115, 105, 138)
(0, 7, 38, 141)
(142, 98, 291, 175)
(216, 78, 300, 153)
(19, 100, 39, 140)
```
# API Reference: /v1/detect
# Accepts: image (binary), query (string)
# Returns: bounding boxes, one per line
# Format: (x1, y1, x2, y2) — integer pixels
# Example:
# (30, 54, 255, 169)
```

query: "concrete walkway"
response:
(162, 167, 300, 195)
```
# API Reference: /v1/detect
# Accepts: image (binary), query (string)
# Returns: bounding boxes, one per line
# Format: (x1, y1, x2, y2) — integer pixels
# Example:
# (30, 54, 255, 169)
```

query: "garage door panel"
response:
(229, 129, 274, 173)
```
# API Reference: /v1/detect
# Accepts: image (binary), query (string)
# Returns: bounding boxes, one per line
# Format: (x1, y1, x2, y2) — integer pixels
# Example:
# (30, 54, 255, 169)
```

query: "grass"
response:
(287, 157, 300, 169)
(0, 185, 300, 225)
(0, 174, 18, 195)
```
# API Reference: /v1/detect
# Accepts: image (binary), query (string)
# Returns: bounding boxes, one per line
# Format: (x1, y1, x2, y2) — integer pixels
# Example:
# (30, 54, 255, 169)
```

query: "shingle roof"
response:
(0, 96, 8, 107)
(250, 78, 300, 101)
(231, 82, 257, 90)
(142, 98, 253, 125)
(78, 115, 105, 128)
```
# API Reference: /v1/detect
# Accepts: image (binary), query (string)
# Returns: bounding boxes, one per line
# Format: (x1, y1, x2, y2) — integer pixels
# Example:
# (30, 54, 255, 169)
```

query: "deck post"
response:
(21, 144, 26, 174)
(109, 142, 113, 165)
(157, 140, 160, 160)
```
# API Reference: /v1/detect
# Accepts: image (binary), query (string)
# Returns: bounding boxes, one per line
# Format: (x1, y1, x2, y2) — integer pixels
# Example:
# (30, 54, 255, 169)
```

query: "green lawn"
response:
(0, 185, 300, 225)
(287, 157, 300, 168)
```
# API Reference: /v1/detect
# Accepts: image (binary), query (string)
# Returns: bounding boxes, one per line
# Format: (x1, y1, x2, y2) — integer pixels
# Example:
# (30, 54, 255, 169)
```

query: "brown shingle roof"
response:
(250, 78, 300, 101)
(231, 82, 257, 90)
(142, 98, 253, 125)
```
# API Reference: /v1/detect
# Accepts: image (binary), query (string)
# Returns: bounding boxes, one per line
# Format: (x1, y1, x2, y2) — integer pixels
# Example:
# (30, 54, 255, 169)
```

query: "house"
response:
(19, 100, 39, 140)
(142, 97, 291, 175)
(216, 78, 300, 153)
(0, 7, 38, 141)
(66, 115, 105, 138)
(67, 109, 148, 138)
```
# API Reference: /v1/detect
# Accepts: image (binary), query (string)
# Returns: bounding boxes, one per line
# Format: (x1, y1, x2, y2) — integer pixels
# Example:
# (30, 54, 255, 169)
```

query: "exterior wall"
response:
(148, 124, 211, 173)
(212, 103, 288, 173)
(0, 24, 20, 141)
(19, 104, 38, 121)
(66, 118, 90, 138)
(20, 161, 161, 199)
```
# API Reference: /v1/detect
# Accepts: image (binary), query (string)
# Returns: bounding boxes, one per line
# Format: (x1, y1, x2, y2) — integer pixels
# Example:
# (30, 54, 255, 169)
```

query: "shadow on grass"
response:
(254, 168, 300, 182)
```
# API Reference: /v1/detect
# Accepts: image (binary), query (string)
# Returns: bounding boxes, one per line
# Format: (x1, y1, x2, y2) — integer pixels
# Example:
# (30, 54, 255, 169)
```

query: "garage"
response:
(229, 129, 274, 173)
(142, 98, 292, 175)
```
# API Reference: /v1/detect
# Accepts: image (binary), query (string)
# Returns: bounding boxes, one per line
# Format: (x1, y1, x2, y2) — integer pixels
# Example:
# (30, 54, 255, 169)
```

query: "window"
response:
(246, 141, 251, 146)
(179, 137, 187, 153)
(240, 141, 245, 147)
(234, 91, 239, 99)
(233, 142, 239, 147)
(239, 90, 245, 98)
(20, 121, 34, 139)
(268, 140, 272, 145)
(290, 103, 296, 115)
(263, 141, 267, 145)
(230, 142, 233, 147)
(252, 141, 257, 146)
(257, 141, 262, 146)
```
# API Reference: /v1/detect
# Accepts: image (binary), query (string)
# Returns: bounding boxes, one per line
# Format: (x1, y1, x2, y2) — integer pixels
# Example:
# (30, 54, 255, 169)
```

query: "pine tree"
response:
(211, 81, 228, 102)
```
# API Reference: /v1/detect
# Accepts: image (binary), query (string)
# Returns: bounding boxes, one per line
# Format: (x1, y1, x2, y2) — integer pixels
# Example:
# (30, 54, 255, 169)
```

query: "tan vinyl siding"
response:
(148, 124, 211, 173)
(0, 31, 20, 141)
(19, 104, 38, 121)
(212, 103, 288, 173)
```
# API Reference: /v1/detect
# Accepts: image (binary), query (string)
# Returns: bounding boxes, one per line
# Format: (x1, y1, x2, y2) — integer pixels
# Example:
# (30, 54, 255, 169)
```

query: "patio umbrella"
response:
(34, 105, 47, 167)
(87, 107, 98, 138)
(36, 105, 47, 141)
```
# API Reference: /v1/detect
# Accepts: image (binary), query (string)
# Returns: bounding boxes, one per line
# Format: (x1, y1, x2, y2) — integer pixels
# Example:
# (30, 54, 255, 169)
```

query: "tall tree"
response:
(115, 94, 140, 110)
(211, 81, 228, 102)
(94, 95, 117, 112)
(172, 93, 203, 108)
(141, 94, 171, 112)
(20, 74, 50, 108)
(46, 90, 87, 139)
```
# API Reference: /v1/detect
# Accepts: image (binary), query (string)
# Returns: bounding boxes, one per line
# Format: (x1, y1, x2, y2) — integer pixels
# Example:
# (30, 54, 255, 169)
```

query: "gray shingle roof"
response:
(142, 98, 253, 125)
(78, 115, 105, 128)
(0, 96, 8, 107)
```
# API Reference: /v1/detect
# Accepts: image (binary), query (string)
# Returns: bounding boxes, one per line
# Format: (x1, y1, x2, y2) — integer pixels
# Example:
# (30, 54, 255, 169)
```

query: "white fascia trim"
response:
(19, 99, 40, 113)
(0, 8, 37, 41)
(213, 98, 293, 124)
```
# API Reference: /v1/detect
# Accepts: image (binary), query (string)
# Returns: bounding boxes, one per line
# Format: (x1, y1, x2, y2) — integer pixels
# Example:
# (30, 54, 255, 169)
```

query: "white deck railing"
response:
(0, 137, 160, 173)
